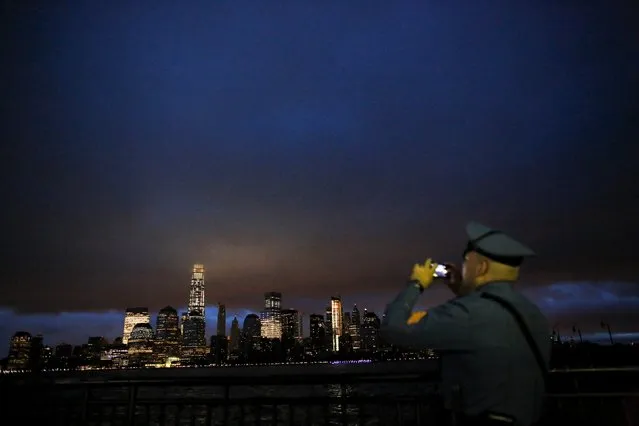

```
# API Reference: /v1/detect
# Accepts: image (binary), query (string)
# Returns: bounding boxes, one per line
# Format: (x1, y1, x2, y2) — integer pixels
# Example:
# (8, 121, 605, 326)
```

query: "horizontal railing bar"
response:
(86, 396, 437, 405)
(79, 393, 639, 407)
(548, 367, 639, 373)
(545, 393, 639, 398)
(8, 368, 639, 388)
(3, 366, 638, 383)
(4, 374, 440, 388)
(2, 366, 637, 383)
(95, 373, 432, 384)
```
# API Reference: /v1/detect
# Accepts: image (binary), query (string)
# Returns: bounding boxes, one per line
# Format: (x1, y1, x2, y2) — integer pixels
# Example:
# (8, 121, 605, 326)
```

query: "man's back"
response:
(380, 221, 548, 424)
(439, 282, 551, 425)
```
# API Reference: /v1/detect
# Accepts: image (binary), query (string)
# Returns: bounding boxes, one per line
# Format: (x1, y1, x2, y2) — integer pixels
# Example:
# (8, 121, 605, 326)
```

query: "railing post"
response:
(223, 383, 230, 425)
(127, 383, 138, 426)
(340, 383, 348, 426)
(450, 384, 462, 426)
(622, 395, 638, 426)
(80, 385, 90, 424)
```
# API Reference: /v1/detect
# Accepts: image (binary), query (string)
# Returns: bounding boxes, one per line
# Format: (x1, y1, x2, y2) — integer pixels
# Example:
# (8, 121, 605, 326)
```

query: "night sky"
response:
(2, 1, 638, 353)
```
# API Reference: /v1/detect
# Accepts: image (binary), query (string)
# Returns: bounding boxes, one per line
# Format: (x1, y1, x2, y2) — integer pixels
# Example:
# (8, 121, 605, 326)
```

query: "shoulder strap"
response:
(480, 292, 548, 380)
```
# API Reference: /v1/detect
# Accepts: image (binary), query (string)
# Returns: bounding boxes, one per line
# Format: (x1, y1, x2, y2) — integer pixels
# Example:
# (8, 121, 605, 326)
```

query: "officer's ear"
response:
(476, 257, 490, 278)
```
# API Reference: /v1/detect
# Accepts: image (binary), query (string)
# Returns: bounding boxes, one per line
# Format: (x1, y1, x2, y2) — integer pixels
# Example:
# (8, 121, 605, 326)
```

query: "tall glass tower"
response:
(155, 306, 180, 358)
(260, 292, 282, 339)
(330, 296, 343, 352)
(183, 264, 207, 353)
(188, 264, 205, 316)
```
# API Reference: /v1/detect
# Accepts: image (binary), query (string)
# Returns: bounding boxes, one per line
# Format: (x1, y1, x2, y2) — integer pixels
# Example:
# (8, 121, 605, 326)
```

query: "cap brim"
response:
(465, 221, 536, 258)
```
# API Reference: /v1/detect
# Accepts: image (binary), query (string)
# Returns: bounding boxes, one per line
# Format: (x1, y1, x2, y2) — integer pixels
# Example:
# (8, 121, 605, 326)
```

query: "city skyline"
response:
(2, 260, 638, 352)
(2, 3, 637, 354)
(3, 288, 638, 355)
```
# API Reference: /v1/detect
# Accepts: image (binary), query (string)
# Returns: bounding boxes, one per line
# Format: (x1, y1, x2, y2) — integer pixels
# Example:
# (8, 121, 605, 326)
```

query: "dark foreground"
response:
(3, 362, 639, 426)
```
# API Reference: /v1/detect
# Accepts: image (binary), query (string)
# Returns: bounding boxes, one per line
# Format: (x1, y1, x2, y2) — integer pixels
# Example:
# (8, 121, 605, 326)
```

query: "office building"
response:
(330, 296, 343, 352)
(122, 307, 150, 344)
(260, 292, 282, 339)
(155, 306, 181, 358)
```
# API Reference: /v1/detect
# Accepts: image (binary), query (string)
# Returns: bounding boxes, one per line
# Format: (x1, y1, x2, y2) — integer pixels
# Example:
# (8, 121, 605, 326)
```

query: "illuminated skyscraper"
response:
(180, 312, 188, 335)
(7, 331, 31, 370)
(182, 314, 206, 355)
(330, 296, 343, 352)
(309, 314, 326, 349)
(265, 292, 281, 310)
(127, 323, 154, 366)
(281, 309, 302, 341)
(229, 317, 241, 352)
(343, 312, 351, 334)
(361, 310, 380, 352)
(122, 307, 150, 344)
(241, 314, 261, 355)
(155, 306, 180, 358)
(260, 292, 282, 339)
(242, 314, 261, 342)
(325, 305, 332, 349)
(183, 264, 207, 354)
(350, 304, 361, 350)
(189, 264, 205, 316)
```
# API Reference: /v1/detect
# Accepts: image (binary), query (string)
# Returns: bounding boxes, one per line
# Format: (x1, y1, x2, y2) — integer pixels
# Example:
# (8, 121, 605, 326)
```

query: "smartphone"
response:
(433, 263, 449, 278)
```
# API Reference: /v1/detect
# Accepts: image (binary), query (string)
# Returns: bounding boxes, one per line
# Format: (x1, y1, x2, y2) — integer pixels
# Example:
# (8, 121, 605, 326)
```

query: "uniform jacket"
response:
(380, 281, 551, 426)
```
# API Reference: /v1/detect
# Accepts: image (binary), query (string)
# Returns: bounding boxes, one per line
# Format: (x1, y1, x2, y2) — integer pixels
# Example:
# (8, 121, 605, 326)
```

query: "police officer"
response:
(380, 221, 551, 426)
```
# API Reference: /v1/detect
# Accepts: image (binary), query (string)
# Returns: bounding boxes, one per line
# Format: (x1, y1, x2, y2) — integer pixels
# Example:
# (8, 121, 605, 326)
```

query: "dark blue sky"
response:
(1, 1, 638, 351)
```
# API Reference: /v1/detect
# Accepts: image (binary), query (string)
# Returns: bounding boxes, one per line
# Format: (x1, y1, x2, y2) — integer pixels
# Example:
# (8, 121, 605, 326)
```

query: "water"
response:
(11, 362, 631, 425)
(26, 362, 442, 426)
(75, 382, 438, 426)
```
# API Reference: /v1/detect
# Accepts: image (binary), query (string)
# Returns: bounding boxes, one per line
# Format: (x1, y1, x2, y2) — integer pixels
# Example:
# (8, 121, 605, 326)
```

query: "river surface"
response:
(6, 362, 630, 425)
(15, 361, 444, 426)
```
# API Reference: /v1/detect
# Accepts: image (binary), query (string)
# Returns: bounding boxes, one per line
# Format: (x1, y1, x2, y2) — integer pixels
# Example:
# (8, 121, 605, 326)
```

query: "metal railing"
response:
(4, 366, 639, 426)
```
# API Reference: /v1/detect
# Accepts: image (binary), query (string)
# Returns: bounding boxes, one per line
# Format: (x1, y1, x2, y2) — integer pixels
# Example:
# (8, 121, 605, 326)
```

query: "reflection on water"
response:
(327, 383, 366, 426)
(18, 362, 441, 426)
(38, 380, 437, 426)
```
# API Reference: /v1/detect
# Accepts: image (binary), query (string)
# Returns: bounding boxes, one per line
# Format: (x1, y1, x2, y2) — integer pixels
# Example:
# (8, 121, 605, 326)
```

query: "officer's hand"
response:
(410, 258, 436, 289)
(443, 263, 463, 296)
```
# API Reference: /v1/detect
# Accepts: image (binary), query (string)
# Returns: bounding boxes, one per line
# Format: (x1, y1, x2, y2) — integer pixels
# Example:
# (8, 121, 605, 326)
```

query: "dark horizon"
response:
(1, 2, 638, 353)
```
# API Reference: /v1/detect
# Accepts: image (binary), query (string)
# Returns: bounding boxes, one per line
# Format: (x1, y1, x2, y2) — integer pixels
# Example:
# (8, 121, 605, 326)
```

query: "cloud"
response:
(580, 332, 639, 345)
(521, 281, 639, 314)
(519, 281, 639, 338)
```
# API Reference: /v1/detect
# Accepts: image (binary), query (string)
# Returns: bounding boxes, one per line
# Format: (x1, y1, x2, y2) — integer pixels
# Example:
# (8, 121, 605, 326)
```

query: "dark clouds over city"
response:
(1, 1, 638, 351)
